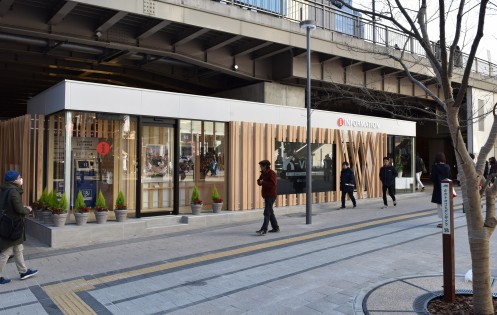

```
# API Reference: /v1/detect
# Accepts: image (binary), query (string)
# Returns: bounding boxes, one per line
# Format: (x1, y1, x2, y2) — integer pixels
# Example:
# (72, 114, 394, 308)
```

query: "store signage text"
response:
(337, 117, 379, 129)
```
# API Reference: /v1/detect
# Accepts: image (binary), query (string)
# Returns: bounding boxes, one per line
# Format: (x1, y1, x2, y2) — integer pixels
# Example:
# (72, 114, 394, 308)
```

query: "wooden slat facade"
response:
(228, 121, 387, 211)
(0, 114, 44, 205)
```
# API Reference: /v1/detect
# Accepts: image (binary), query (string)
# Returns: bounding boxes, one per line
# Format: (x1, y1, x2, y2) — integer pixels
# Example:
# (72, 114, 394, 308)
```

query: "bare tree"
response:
(329, 0, 496, 313)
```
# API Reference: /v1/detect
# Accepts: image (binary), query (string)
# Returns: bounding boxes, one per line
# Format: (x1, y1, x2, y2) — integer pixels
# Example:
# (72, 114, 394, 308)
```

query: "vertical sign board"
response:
(441, 182, 451, 234)
(441, 179, 455, 302)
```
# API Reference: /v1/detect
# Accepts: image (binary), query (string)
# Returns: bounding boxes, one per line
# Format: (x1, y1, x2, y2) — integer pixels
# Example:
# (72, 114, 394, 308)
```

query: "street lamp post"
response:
(300, 19, 316, 225)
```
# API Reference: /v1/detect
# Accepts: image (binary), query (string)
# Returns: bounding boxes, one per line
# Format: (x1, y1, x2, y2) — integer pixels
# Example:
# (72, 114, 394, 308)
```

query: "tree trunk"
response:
(469, 236, 494, 314)
(447, 105, 495, 314)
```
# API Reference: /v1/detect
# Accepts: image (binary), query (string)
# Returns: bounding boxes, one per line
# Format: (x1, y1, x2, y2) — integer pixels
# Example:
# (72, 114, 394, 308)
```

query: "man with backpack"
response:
(0, 170, 38, 285)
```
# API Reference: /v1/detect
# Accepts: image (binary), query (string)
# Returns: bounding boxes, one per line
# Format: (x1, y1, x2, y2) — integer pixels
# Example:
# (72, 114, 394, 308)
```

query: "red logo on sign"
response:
(97, 142, 110, 155)
(337, 118, 344, 127)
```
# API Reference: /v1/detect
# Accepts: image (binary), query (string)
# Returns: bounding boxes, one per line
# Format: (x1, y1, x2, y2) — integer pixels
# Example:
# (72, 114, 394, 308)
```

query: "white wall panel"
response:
(27, 81, 66, 115)
(28, 80, 416, 137)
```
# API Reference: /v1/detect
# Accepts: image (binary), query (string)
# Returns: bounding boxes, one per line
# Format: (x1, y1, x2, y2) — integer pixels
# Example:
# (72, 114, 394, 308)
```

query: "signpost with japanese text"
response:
(441, 179, 455, 302)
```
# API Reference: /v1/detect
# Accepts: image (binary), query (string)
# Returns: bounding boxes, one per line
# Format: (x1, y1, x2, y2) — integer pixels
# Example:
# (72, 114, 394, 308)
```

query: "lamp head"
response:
(299, 20, 316, 30)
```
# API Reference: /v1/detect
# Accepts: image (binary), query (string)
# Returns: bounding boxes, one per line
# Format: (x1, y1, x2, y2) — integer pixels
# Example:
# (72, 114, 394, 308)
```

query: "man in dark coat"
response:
(338, 161, 356, 209)
(256, 160, 279, 235)
(430, 153, 451, 228)
(0, 170, 38, 284)
(379, 157, 398, 208)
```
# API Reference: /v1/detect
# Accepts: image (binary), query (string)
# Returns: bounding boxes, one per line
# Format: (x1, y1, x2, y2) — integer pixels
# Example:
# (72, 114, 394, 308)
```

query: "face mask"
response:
(19, 178, 23, 186)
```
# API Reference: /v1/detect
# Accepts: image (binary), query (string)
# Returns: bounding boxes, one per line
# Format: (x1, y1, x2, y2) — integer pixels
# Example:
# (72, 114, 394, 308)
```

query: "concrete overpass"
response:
(0, 0, 495, 119)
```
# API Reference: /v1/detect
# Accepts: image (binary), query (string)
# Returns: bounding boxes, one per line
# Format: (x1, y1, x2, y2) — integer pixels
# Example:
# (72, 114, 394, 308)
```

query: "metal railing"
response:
(214, 0, 496, 77)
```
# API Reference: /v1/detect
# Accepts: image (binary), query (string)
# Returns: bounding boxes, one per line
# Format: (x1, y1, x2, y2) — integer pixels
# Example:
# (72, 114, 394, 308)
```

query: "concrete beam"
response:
(96, 11, 127, 33)
(47, 1, 78, 26)
(0, 0, 14, 18)
(137, 20, 172, 40)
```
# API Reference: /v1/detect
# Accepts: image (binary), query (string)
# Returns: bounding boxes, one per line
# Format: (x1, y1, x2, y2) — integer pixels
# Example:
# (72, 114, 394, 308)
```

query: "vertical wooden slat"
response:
(276, 124, 284, 207)
(253, 123, 261, 209)
(36, 115, 44, 200)
(228, 122, 239, 210)
(288, 125, 296, 206)
(265, 123, 274, 206)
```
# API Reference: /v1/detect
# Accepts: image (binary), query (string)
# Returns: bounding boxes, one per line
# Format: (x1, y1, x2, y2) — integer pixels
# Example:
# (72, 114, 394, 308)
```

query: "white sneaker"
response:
(393, 201, 397, 206)
(381, 205, 388, 209)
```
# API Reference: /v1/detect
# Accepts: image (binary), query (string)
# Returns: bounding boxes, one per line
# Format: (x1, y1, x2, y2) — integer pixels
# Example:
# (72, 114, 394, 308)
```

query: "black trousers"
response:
(261, 197, 278, 231)
(341, 187, 356, 207)
(382, 184, 396, 205)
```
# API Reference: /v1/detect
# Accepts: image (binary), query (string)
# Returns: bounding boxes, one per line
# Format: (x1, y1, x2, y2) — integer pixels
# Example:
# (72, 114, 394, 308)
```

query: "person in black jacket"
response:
(0, 170, 38, 285)
(379, 157, 398, 209)
(415, 153, 425, 191)
(338, 161, 356, 209)
(430, 152, 451, 228)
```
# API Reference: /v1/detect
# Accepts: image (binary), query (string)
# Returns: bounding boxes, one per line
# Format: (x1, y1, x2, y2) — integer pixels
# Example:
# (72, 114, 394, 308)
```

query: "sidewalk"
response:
(4, 185, 482, 315)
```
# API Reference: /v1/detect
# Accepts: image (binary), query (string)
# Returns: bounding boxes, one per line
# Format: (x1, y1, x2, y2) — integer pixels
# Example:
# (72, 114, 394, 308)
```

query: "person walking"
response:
(256, 160, 279, 235)
(415, 153, 426, 191)
(338, 161, 356, 209)
(0, 170, 39, 284)
(430, 153, 451, 228)
(379, 157, 397, 209)
(323, 154, 332, 182)
(489, 157, 497, 183)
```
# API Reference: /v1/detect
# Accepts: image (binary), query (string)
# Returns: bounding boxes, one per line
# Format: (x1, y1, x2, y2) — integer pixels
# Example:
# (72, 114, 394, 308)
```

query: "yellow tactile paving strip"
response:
(43, 209, 436, 314)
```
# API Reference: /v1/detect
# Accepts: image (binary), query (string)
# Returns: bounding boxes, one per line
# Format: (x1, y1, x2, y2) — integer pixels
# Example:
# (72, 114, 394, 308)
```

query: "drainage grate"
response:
(183, 280, 208, 287)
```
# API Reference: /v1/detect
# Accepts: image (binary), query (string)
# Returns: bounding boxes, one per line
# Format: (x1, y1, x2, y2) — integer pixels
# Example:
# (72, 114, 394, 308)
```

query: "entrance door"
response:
(140, 124, 175, 214)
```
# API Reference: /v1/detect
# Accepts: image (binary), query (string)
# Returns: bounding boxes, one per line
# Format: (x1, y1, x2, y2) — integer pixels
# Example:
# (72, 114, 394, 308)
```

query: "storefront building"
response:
(27, 80, 416, 219)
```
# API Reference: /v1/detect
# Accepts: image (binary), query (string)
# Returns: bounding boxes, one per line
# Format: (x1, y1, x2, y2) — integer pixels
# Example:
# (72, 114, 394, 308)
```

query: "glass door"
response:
(141, 124, 174, 214)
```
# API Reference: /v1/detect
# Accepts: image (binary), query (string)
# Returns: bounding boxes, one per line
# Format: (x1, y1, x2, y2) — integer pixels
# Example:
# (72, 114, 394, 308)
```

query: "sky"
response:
(351, 0, 497, 62)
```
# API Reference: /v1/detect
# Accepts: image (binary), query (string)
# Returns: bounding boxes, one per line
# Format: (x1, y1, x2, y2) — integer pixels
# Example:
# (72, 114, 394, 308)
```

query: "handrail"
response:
(214, 0, 496, 78)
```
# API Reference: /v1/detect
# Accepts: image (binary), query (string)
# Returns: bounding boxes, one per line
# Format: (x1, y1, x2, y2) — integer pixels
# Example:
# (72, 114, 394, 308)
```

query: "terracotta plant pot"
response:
(52, 213, 68, 227)
(42, 210, 52, 225)
(212, 202, 223, 213)
(95, 211, 108, 224)
(190, 203, 203, 215)
(75, 212, 89, 226)
(34, 208, 43, 221)
(114, 209, 128, 222)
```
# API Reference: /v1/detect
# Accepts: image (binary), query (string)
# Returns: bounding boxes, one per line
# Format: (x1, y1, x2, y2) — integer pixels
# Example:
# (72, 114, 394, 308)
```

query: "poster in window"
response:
(144, 145, 169, 178)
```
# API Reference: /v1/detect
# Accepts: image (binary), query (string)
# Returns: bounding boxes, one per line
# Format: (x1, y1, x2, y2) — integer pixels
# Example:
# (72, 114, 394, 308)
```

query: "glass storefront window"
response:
(388, 135, 414, 192)
(47, 113, 66, 198)
(274, 141, 336, 194)
(179, 120, 226, 213)
(47, 111, 137, 221)
(141, 124, 174, 213)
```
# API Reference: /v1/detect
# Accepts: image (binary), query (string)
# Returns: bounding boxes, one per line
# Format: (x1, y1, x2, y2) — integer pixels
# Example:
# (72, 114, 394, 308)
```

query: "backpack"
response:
(0, 189, 25, 241)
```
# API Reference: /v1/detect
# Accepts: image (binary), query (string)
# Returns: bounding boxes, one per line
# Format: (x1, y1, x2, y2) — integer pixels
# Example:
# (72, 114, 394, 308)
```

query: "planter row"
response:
(191, 202, 223, 215)
(32, 209, 129, 227)
(34, 203, 224, 226)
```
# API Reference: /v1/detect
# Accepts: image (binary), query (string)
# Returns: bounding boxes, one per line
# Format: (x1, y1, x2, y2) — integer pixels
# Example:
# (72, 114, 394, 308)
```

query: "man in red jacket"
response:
(256, 160, 279, 235)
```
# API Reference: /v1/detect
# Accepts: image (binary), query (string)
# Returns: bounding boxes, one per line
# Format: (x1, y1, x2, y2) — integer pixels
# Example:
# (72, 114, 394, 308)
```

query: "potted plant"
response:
(190, 186, 203, 215)
(395, 151, 403, 177)
(31, 199, 43, 220)
(37, 188, 50, 222)
(211, 186, 223, 213)
(52, 193, 68, 227)
(74, 191, 90, 226)
(42, 190, 57, 225)
(114, 190, 128, 222)
(94, 190, 109, 224)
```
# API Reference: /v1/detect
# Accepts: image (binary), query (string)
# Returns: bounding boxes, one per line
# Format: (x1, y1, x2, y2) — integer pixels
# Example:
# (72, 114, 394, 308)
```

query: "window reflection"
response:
(179, 120, 226, 213)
